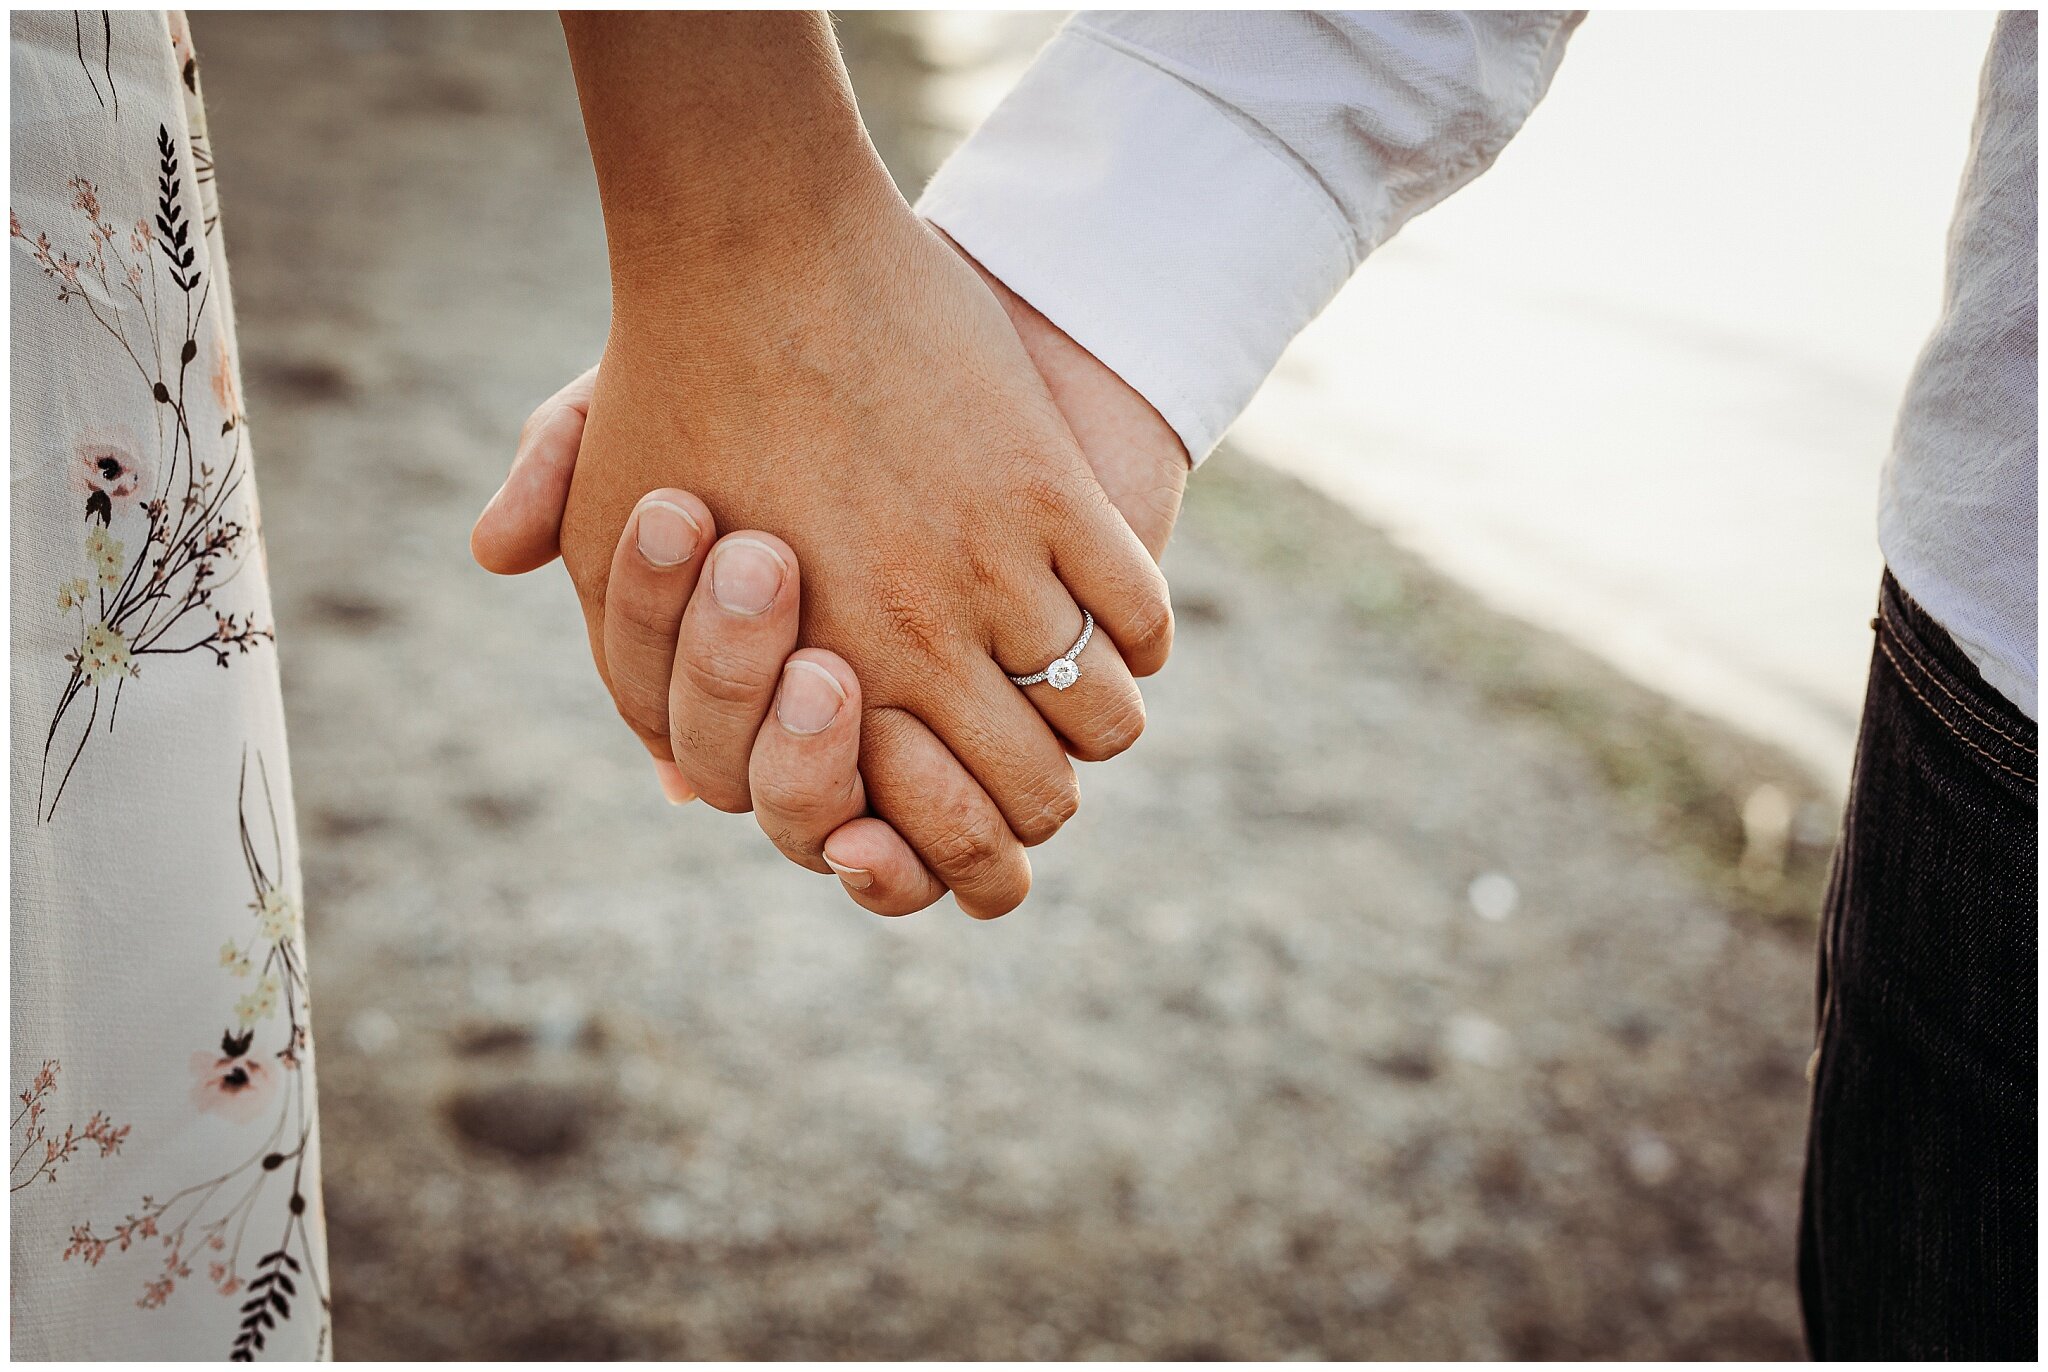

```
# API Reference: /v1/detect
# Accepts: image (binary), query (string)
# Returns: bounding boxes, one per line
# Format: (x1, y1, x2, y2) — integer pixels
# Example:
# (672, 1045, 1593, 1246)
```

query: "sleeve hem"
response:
(916, 27, 1357, 464)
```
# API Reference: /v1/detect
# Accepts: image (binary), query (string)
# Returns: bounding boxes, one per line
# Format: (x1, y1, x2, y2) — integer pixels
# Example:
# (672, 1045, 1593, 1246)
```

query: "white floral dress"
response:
(10, 12, 327, 1359)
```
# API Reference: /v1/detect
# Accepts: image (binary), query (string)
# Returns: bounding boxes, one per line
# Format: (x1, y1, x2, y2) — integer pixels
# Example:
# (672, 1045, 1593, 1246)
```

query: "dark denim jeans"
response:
(1799, 573, 2037, 1359)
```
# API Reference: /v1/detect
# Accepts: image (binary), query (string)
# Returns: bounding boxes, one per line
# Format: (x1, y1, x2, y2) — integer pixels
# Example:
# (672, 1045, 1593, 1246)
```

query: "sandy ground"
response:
(193, 12, 1837, 1359)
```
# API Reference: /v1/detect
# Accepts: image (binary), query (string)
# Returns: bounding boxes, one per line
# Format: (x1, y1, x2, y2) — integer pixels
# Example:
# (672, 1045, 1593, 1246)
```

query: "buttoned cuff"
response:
(917, 27, 1357, 465)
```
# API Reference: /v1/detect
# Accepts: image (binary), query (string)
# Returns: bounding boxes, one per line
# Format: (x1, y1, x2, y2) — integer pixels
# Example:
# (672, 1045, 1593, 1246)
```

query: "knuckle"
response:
(922, 814, 1008, 889)
(1123, 588, 1175, 670)
(1009, 777, 1079, 847)
(609, 596, 684, 660)
(1072, 691, 1146, 763)
(872, 571, 950, 663)
(750, 765, 854, 827)
(1010, 466, 1078, 526)
(679, 643, 780, 711)
(962, 544, 1005, 599)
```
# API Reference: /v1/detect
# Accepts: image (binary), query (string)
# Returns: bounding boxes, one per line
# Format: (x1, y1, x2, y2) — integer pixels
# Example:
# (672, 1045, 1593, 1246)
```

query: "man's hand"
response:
(591, 494, 950, 915)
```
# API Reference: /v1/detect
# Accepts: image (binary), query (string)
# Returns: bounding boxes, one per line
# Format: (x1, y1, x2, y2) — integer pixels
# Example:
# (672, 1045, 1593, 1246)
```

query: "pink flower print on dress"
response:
(73, 425, 151, 525)
(68, 177, 101, 224)
(189, 1038, 277, 1125)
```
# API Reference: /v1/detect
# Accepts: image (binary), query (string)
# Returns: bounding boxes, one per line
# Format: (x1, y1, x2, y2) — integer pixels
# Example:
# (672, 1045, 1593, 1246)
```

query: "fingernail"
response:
(653, 758, 695, 805)
(824, 855, 873, 890)
(712, 538, 785, 616)
(635, 500, 699, 568)
(776, 659, 845, 735)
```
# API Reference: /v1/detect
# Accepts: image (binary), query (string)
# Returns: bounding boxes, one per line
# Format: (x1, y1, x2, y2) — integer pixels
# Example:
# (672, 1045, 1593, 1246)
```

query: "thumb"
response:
(471, 366, 598, 575)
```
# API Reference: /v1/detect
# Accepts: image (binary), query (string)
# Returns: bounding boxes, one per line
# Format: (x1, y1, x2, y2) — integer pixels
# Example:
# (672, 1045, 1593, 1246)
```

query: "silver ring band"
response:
(1009, 611, 1092, 691)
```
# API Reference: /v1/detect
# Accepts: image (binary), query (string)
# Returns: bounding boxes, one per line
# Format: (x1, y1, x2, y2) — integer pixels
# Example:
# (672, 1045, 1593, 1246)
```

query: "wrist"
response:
(938, 229, 1183, 451)
(606, 169, 916, 346)
(565, 10, 910, 323)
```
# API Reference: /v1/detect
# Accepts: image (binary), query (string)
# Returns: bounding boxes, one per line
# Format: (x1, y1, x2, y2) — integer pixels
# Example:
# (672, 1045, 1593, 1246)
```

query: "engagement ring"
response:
(1009, 611, 1092, 691)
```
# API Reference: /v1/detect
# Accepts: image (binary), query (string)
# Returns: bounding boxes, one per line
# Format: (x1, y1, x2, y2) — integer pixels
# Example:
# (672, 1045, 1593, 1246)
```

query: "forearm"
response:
(559, 11, 904, 321)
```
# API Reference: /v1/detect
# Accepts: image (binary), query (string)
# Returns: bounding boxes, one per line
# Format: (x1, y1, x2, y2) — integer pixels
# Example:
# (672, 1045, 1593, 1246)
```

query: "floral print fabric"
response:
(11, 11, 328, 1359)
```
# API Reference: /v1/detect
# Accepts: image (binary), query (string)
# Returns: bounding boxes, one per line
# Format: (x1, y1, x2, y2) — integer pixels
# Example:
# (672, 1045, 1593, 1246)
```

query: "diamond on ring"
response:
(1009, 611, 1092, 691)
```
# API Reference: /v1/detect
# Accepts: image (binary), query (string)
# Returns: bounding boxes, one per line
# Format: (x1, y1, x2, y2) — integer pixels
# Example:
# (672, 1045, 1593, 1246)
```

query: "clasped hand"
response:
(474, 218, 1188, 917)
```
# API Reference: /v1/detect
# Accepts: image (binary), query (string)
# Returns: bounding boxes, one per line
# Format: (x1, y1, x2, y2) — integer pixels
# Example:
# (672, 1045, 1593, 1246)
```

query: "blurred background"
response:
(186, 9, 1992, 1359)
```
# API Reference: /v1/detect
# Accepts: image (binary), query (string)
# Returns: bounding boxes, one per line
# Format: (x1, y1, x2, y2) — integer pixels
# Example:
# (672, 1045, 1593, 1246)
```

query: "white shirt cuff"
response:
(917, 27, 1357, 465)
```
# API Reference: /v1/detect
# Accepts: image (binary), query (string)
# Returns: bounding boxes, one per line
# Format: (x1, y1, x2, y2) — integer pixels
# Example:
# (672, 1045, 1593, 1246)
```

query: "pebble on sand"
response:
(1444, 1011, 1514, 1069)
(1626, 1127, 1680, 1186)
(1467, 871, 1520, 922)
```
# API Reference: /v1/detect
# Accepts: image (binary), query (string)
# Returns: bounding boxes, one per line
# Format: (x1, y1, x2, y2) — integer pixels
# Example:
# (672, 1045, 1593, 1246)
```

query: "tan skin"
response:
(552, 13, 1176, 917)
(474, 242, 1190, 916)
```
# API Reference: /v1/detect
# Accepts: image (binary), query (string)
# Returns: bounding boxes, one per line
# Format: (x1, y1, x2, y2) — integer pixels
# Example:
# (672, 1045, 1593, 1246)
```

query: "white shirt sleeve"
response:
(917, 10, 1584, 463)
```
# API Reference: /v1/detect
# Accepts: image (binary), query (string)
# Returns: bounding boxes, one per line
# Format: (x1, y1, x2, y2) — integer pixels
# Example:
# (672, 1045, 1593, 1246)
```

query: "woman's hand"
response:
(470, 244, 1188, 577)
(543, 14, 1179, 916)
(571, 219, 1168, 918)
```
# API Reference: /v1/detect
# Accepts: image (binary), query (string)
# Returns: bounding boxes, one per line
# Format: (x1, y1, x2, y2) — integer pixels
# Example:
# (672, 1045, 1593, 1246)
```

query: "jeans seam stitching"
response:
(1878, 636, 2037, 786)
(1882, 616, 2037, 757)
